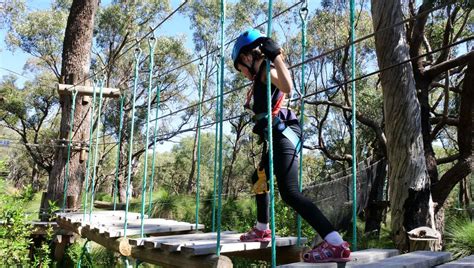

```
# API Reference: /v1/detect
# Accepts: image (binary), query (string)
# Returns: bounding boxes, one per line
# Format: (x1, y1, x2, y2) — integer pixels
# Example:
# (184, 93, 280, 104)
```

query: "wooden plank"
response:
(181, 236, 306, 256)
(80, 225, 132, 256)
(227, 245, 304, 265)
(56, 211, 143, 225)
(129, 231, 237, 247)
(129, 248, 233, 268)
(105, 222, 204, 238)
(160, 234, 242, 252)
(57, 84, 120, 98)
(352, 251, 452, 268)
(277, 248, 400, 267)
(436, 255, 474, 267)
(94, 200, 126, 210)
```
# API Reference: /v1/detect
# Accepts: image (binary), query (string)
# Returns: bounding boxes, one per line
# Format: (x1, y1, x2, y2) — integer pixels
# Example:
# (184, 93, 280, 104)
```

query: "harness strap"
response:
(255, 113, 301, 152)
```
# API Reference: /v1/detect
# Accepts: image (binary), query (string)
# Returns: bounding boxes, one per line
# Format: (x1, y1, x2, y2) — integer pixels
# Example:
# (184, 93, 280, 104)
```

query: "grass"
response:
(445, 217, 474, 259)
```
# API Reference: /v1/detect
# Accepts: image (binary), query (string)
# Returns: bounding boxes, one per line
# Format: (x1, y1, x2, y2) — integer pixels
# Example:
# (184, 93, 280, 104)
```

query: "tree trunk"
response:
(364, 156, 388, 236)
(371, 0, 433, 251)
(31, 163, 40, 191)
(43, 0, 99, 216)
(459, 178, 471, 208)
(186, 128, 199, 193)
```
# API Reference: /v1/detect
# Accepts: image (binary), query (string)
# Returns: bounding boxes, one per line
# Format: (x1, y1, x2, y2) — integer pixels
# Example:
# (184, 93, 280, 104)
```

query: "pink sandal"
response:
(240, 227, 272, 242)
(302, 241, 351, 263)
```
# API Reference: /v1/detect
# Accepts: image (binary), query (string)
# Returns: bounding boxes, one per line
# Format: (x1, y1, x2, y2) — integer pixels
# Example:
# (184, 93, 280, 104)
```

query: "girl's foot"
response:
(240, 227, 271, 242)
(302, 241, 351, 263)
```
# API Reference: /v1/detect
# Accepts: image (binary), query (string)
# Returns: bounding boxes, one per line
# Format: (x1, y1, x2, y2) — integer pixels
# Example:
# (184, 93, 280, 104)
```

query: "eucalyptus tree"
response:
(371, 0, 472, 250)
(0, 74, 59, 189)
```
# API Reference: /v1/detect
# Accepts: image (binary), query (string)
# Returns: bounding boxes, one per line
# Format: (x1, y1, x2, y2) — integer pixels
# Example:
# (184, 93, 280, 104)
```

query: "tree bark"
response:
(43, 0, 99, 215)
(371, 0, 433, 251)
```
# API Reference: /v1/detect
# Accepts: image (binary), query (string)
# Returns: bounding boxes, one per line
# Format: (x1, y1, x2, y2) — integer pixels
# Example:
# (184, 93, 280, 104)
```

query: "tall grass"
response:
(445, 217, 474, 259)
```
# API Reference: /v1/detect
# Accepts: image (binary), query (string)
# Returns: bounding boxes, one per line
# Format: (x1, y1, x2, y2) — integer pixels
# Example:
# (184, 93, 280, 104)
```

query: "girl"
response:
(231, 29, 351, 263)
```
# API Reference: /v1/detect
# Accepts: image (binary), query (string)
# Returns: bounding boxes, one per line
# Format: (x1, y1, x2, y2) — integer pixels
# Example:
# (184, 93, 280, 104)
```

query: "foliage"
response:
(445, 216, 474, 259)
(0, 180, 34, 265)
(66, 240, 117, 267)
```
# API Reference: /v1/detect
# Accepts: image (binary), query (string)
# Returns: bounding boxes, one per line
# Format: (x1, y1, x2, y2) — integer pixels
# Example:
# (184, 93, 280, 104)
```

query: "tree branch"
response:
(425, 51, 474, 79)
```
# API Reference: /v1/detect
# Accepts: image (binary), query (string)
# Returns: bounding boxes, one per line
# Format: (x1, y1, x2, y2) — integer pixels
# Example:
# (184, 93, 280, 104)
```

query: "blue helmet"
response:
(232, 29, 265, 70)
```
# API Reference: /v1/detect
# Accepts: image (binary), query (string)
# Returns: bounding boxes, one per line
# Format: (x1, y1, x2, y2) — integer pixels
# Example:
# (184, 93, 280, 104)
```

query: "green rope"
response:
(195, 59, 204, 230)
(76, 239, 91, 268)
(61, 88, 78, 211)
(350, 0, 358, 251)
(82, 80, 98, 221)
(147, 83, 161, 217)
(113, 94, 126, 211)
(124, 47, 142, 238)
(297, 1, 308, 246)
(211, 56, 220, 232)
(139, 37, 157, 238)
(265, 0, 276, 266)
(88, 77, 105, 220)
(216, 0, 225, 256)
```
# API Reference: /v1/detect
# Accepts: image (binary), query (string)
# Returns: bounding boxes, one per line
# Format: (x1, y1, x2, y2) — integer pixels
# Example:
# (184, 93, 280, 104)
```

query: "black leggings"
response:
(251, 123, 335, 238)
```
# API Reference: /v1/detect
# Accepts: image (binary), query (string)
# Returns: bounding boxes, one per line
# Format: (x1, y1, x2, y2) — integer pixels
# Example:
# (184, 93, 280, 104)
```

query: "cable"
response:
(158, 0, 304, 78)
(151, 0, 458, 123)
(60, 1, 188, 92)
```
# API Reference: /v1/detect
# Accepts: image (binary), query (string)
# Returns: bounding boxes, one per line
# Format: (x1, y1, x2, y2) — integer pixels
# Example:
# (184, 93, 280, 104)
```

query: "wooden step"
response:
(181, 236, 307, 256)
(129, 231, 238, 247)
(351, 251, 451, 268)
(103, 220, 204, 238)
(436, 255, 474, 267)
(278, 248, 399, 267)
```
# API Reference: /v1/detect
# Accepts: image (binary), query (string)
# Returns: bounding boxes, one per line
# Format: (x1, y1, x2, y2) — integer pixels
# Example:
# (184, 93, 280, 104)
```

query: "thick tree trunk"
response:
(44, 0, 99, 216)
(371, 0, 433, 251)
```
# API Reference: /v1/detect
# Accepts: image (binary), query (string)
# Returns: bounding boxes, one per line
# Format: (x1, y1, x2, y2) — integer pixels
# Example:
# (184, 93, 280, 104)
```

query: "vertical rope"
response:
(147, 83, 161, 217)
(211, 55, 220, 232)
(195, 58, 204, 230)
(113, 94, 126, 211)
(88, 77, 105, 220)
(297, 1, 308, 246)
(216, 0, 225, 256)
(350, 0, 358, 251)
(265, 0, 276, 266)
(82, 80, 98, 221)
(124, 47, 142, 238)
(61, 88, 78, 211)
(140, 36, 157, 238)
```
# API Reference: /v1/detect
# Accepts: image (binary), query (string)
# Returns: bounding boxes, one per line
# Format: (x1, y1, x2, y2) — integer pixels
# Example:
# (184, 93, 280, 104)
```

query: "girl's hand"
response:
(258, 37, 281, 62)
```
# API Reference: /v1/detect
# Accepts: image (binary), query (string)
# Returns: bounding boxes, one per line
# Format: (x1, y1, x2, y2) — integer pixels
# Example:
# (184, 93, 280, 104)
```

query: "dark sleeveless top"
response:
(251, 64, 298, 136)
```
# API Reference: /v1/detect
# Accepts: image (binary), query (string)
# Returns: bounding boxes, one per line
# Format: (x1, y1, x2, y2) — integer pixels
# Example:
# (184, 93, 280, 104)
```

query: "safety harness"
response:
(252, 93, 301, 152)
(247, 66, 302, 195)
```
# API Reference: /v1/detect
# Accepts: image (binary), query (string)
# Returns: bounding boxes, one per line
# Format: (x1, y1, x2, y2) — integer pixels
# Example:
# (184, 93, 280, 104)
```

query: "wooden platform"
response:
(279, 250, 454, 268)
(56, 210, 203, 237)
(55, 210, 308, 267)
(129, 231, 306, 256)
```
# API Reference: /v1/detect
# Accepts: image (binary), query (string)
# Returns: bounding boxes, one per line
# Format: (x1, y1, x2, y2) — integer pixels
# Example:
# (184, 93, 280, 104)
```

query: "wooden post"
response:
(57, 84, 120, 98)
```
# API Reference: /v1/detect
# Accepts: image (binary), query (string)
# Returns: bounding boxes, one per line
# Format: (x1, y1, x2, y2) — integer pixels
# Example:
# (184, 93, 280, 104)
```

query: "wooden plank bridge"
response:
(55, 210, 306, 267)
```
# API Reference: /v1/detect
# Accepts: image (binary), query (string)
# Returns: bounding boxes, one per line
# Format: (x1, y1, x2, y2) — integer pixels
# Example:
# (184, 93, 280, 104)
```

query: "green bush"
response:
(0, 182, 34, 265)
(445, 217, 474, 259)
(66, 240, 117, 267)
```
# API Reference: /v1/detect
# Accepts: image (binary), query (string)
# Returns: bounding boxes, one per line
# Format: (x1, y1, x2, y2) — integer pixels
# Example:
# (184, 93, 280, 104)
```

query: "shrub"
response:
(445, 217, 474, 259)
